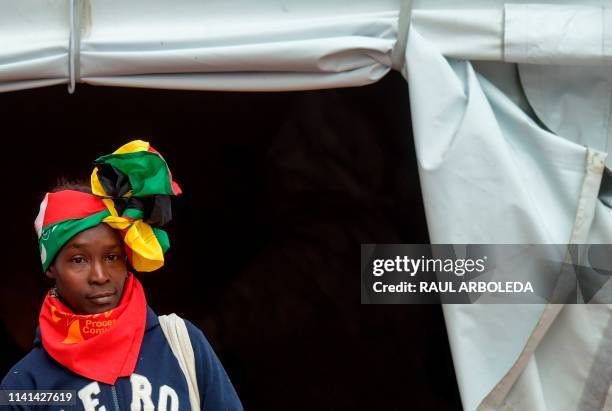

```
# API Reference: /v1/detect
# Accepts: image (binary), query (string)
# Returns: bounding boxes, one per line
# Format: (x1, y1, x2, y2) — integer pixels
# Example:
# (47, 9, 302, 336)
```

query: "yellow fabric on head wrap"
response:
(89, 140, 180, 272)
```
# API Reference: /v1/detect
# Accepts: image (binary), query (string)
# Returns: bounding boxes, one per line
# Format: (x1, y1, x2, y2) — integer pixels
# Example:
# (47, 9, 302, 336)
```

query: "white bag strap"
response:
(158, 313, 201, 411)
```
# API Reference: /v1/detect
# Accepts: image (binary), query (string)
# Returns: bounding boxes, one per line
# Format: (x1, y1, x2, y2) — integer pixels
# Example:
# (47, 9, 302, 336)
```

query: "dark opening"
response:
(0, 71, 461, 410)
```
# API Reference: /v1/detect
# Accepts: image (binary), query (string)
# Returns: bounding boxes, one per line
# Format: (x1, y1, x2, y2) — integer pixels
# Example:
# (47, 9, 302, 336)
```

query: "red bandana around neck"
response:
(38, 274, 147, 385)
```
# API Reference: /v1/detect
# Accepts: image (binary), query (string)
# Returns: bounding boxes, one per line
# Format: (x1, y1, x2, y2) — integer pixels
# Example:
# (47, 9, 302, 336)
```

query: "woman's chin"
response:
(80, 299, 118, 314)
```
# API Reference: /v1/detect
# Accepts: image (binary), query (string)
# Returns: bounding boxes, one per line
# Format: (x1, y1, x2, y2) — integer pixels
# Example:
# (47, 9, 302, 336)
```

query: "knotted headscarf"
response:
(35, 139, 182, 272)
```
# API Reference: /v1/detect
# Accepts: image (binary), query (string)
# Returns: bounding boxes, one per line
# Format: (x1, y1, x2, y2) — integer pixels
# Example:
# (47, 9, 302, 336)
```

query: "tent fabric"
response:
(518, 64, 612, 159)
(403, 21, 612, 411)
(1, 0, 398, 93)
(504, 4, 612, 65)
(411, 4, 612, 64)
(4, 1, 612, 409)
(8, 1, 612, 93)
(0, 1, 69, 92)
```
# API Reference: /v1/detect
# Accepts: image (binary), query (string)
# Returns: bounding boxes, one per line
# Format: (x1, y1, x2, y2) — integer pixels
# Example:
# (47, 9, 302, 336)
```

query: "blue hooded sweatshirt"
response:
(0, 306, 243, 411)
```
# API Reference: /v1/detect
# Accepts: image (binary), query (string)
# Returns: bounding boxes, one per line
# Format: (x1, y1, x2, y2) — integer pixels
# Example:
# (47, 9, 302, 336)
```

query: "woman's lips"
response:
(87, 292, 116, 305)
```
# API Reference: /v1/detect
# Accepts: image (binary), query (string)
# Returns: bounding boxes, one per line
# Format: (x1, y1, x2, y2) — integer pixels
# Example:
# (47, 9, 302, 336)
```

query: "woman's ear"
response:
(45, 264, 56, 280)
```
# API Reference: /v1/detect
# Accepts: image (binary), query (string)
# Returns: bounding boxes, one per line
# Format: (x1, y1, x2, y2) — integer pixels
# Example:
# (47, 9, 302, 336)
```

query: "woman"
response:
(1, 140, 243, 411)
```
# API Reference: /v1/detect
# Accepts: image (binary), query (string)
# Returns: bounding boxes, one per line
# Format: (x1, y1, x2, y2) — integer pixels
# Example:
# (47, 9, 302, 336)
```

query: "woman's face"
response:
(45, 223, 128, 314)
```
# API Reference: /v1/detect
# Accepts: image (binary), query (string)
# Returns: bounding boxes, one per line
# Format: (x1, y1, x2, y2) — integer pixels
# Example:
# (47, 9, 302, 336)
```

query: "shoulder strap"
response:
(158, 313, 201, 411)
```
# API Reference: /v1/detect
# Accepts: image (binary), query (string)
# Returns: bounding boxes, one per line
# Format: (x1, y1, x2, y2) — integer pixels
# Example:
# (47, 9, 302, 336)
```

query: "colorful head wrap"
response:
(34, 140, 182, 272)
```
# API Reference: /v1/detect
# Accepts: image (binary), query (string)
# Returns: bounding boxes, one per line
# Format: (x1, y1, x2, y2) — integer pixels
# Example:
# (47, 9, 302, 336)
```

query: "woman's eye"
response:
(70, 256, 86, 264)
(106, 254, 120, 262)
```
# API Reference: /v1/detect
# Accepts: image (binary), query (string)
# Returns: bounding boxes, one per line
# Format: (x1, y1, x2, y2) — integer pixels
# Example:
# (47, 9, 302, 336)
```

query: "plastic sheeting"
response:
(411, 3, 612, 64)
(4, 1, 612, 410)
(408, 4, 612, 408)
(0, 0, 397, 92)
(519, 64, 612, 163)
(7, 1, 612, 90)
(402, 15, 612, 411)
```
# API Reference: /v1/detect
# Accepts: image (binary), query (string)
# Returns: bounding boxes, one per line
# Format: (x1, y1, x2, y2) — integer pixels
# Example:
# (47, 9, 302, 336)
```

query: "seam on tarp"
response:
(476, 304, 564, 411)
(590, 92, 612, 411)
(570, 148, 607, 244)
(476, 305, 564, 410)
(477, 148, 607, 410)
(600, 5, 606, 63)
(578, 311, 612, 411)
(607, 89, 612, 155)
(605, 7, 612, 63)
(81, 0, 91, 39)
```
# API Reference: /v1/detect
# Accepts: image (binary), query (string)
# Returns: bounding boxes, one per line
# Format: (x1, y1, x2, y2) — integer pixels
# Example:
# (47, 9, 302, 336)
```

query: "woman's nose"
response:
(89, 260, 110, 284)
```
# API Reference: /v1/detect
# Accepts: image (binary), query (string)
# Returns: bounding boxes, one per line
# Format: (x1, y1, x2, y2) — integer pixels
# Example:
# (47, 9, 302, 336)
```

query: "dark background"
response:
(0, 71, 462, 410)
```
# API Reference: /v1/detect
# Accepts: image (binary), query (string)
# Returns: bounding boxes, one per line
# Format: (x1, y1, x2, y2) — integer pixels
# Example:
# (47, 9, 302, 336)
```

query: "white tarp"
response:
(403, 23, 612, 409)
(4, 1, 612, 410)
(405, 4, 612, 410)
(0, 0, 397, 92)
